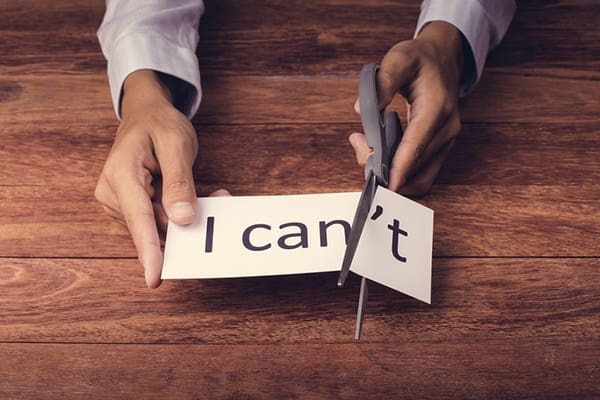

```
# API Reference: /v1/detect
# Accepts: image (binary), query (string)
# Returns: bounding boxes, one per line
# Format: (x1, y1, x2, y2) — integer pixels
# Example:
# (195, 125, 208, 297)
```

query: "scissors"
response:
(338, 63, 402, 341)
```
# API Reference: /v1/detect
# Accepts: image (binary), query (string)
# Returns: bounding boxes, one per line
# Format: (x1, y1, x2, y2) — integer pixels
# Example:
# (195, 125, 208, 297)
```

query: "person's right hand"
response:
(349, 21, 464, 196)
(95, 69, 206, 288)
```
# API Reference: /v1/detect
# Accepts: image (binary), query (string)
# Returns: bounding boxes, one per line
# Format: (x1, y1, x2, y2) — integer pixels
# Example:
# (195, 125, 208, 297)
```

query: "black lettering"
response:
(319, 220, 351, 247)
(371, 205, 383, 220)
(242, 224, 271, 251)
(277, 222, 308, 250)
(204, 216, 215, 253)
(387, 219, 408, 262)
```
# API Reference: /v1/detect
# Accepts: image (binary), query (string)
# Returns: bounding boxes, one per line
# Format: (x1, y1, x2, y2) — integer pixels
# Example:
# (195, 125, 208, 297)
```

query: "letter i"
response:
(205, 216, 215, 253)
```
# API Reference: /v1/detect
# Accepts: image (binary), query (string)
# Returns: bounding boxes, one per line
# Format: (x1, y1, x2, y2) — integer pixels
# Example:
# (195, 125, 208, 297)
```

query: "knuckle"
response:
(415, 142, 427, 159)
(440, 98, 455, 116)
(94, 176, 111, 204)
(94, 184, 105, 203)
(164, 175, 192, 193)
(401, 138, 427, 161)
(386, 43, 411, 64)
(158, 130, 198, 160)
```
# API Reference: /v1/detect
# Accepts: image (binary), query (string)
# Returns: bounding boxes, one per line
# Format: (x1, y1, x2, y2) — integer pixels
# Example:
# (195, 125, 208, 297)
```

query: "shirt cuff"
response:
(105, 31, 202, 119)
(415, 0, 491, 97)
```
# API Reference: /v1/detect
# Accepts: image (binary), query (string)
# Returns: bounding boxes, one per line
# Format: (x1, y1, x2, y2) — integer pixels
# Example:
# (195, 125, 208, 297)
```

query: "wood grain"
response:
(1, 122, 599, 187)
(0, 183, 598, 258)
(1, 71, 598, 126)
(0, 258, 598, 344)
(2, 1, 599, 77)
(1, 183, 598, 258)
(1, 340, 599, 399)
(1, 0, 599, 398)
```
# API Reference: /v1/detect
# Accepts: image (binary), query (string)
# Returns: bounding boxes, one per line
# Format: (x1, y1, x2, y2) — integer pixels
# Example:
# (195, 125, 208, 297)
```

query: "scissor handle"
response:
(358, 63, 402, 186)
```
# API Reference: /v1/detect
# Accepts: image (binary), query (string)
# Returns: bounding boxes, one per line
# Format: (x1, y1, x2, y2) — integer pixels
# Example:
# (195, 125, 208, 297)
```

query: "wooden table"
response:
(1, 1, 599, 398)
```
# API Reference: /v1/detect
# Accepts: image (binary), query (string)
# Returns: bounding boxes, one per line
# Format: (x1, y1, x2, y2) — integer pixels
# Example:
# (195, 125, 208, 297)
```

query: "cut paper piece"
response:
(350, 186, 433, 303)
(162, 192, 360, 279)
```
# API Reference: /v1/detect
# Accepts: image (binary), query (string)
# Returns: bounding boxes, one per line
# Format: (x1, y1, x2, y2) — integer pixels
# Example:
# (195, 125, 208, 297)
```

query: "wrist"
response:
(416, 21, 465, 80)
(121, 70, 173, 118)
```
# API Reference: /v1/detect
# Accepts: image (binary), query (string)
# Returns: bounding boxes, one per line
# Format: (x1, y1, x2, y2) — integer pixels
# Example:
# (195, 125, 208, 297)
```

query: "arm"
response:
(416, 0, 517, 97)
(97, 0, 205, 118)
(95, 0, 206, 288)
(350, 0, 516, 194)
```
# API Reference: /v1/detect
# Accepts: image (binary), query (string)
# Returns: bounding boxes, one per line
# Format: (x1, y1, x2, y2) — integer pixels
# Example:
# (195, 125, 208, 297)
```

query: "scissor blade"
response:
(354, 276, 368, 341)
(337, 171, 377, 287)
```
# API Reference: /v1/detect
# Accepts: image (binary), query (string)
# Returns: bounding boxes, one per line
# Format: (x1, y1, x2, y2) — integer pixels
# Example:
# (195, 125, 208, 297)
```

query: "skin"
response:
(95, 69, 228, 288)
(349, 21, 465, 195)
(95, 21, 464, 288)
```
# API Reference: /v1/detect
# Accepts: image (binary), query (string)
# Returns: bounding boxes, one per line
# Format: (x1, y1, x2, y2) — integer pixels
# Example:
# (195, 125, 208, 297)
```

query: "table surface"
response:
(1, 1, 599, 399)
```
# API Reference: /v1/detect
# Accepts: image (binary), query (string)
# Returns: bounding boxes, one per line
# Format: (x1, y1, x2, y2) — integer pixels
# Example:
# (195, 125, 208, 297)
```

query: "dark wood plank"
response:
(0, 74, 113, 124)
(437, 122, 600, 185)
(1, 122, 599, 187)
(0, 0, 103, 31)
(0, 0, 598, 398)
(1, 341, 599, 399)
(1, 258, 598, 343)
(2, 1, 599, 77)
(0, 32, 104, 74)
(1, 71, 598, 125)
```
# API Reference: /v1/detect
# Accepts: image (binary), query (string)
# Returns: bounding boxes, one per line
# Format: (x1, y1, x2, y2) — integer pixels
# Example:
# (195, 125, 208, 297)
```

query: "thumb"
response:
(376, 44, 419, 108)
(157, 144, 198, 225)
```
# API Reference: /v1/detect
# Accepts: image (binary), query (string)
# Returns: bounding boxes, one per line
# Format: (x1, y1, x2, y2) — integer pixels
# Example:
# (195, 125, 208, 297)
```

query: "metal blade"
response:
(354, 277, 368, 341)
(337, 171, 377, 287)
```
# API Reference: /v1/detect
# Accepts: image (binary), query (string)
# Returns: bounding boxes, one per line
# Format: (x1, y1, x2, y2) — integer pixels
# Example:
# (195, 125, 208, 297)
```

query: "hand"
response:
(95, 70, 227, 288)
(350, 21, 465, 195)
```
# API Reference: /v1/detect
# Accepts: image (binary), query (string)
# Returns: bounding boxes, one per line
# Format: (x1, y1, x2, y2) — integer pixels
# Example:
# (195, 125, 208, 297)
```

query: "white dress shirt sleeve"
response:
(97, 0, 205, 119)
(416, 0, 516, 96)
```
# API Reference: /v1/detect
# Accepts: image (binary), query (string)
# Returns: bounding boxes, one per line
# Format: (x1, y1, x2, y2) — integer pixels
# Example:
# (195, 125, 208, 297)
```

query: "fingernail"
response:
(168, 202, 195, 222)
(348, 135, 358, 148)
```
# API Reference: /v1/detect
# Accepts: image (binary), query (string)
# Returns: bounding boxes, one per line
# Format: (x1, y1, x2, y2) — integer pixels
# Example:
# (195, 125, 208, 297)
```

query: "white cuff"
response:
(415, 0, 492, 97)
(106, 31, 202, 119)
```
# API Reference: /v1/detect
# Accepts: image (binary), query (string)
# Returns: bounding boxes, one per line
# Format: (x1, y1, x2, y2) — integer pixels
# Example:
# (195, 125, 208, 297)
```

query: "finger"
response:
(388, 98, 447, 192)
(411, 114, 460, 175)
(144, 171, 155, 199)
(155, 136, 198, 226)
(97, 171, 156, 213)
(210, 188, 231, 197)
(348, 132, 371, 167)
(377, 46, 419, 108)
(397, 139, 455, 196)
(153, 201, 169, 241)
(354, 98, 360, 114)
(112, 174, 163, 289)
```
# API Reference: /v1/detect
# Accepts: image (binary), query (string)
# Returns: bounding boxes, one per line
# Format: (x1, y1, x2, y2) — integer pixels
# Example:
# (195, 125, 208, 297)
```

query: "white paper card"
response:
(162, 192, 360, 279)
(161, 190, 433, 305)
(350, 186, 434, 303)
